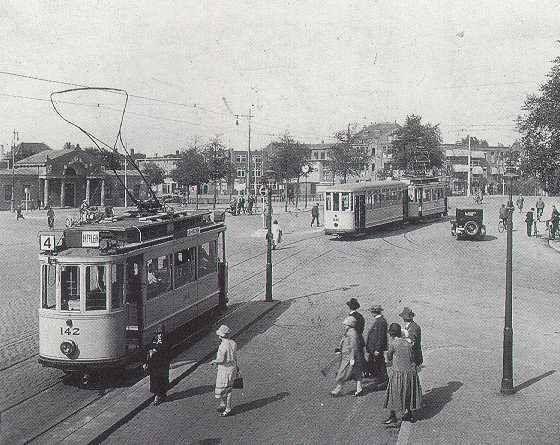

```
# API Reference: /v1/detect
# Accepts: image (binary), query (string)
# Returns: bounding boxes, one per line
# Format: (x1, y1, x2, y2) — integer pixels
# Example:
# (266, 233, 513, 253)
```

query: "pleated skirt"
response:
(383, 368, 422, 411)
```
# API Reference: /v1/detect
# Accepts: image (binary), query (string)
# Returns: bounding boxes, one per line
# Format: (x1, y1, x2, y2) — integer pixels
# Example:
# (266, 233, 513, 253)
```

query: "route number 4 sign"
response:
(40, 234, 55, 251)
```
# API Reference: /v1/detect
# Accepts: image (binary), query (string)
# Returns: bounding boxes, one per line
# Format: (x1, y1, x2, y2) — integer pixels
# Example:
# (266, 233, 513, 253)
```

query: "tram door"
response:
(126, 255, 144, 338)
(354, 194, 366, 229)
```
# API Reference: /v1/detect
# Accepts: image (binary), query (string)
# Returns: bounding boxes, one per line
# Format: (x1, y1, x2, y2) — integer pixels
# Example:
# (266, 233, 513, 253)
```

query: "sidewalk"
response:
(32, 301, 279, 445)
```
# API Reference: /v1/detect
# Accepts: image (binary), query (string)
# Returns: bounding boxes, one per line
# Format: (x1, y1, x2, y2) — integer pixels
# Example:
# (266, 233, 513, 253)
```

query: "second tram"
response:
(324, 178, 448, 235)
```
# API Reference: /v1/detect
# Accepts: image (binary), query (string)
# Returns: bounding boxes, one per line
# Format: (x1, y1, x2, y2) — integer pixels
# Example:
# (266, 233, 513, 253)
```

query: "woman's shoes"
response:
(220, 408, 232, 417)
(353, 390, 364, 397)
(383, 415, 398, 425)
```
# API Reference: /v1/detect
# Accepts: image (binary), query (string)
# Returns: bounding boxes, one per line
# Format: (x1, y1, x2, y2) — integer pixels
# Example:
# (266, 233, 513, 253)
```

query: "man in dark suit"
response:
(365, 305, 388, 386)
(399, 307, 423, 367)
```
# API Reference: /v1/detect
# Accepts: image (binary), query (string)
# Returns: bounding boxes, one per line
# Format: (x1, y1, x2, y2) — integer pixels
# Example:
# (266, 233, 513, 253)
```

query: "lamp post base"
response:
(500, 379, 514, 395)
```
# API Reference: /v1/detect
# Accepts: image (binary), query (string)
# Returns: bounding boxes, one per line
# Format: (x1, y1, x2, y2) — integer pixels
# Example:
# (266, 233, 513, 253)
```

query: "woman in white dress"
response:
(211, 325, 238, 417)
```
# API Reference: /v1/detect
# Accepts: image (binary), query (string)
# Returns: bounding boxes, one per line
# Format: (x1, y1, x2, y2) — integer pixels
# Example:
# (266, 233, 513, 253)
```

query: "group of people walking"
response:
(229, 194, 255, 215)
(521, 197, 560, 238)
(331, 298, 423, 425)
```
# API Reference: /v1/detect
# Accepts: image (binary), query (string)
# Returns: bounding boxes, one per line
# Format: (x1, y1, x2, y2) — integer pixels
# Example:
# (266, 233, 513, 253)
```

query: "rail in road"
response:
(0, 228, 333, 443)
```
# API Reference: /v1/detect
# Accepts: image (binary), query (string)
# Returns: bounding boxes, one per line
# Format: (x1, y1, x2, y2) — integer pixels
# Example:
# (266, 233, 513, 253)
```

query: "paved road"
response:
(3, 196, 560, 443)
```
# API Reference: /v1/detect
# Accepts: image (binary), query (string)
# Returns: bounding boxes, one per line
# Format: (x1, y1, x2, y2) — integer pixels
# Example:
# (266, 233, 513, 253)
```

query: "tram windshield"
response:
(61, 265, 80, 311)
(341, 193, 351, 211)
(85, 266, 107, 310)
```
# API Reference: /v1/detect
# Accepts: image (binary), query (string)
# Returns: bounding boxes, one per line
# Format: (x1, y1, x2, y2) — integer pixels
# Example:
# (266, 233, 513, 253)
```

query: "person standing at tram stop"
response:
(525, 208, 535, 237)
(550, 205, 560, 239)
(516, 195, 524, 214)
(365, 305, 388, 388)
(536, 196, 545, 221)
(331, 316, 365, 397)
(47, 206, 55, 229)
(16, 203, 25, 220)
(212, 325, 238, 417)
(271, 219, 283, 249)
(144, 325, 170, 406)
(311, 202, 320, 227)
(399, 307, 423, 368)
(383, 323, 423, 426)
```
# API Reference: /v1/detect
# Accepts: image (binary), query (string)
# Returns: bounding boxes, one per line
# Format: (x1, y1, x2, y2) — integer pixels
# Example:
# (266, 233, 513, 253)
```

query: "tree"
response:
(141, 162, 166, 188)
(84, 147, 123, 170)
(202, 137, 235, 209)
(170, 147, 208, 207)
(461, 136, 489, 148)
(517, 56, 560, 194)
(390, 114, 443, 174)
(327, 124, 371, 183)
(267, 134, 310, 211)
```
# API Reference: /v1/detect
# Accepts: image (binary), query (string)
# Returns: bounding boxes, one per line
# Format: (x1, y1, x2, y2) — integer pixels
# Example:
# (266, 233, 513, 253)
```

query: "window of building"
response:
(237, 169, 246, 178)
(174, 247, 197, 288)
(146, 255, 171, 299)
(320, 152, 326, 160)
(111, 264, 124, 309)
(4, 184, 12, 201)
(313, 152, 318, 159)
(255, 169, 262, 178)
(236, 155, 246, 163)
(42, 264, 56, 309)
(61, 265, 80, 311)
(198, 241, 217, 278)
(86, 266, 107, 310)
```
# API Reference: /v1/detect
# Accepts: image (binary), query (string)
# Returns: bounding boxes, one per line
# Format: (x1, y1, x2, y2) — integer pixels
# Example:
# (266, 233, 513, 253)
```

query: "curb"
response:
(34, 301, 281, 445)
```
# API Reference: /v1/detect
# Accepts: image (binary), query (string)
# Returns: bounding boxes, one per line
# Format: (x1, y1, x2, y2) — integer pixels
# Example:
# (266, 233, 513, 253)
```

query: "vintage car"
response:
(450, 208, 486, 240)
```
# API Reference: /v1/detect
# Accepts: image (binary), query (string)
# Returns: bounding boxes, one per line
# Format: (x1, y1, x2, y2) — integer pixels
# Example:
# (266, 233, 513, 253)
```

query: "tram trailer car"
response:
(37, 210, 227, 381)
(324, 179, 448, 235)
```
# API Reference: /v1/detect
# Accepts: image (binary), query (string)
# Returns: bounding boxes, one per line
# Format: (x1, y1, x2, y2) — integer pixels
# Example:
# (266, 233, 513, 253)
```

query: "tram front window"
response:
(61, 265, 80, 311)
(42, 265, 56, 309)
(341, 193, 350, 211)
(332, 192, 340, 211)
(325, 192, 332, 211)
(86, 265, 107, 310)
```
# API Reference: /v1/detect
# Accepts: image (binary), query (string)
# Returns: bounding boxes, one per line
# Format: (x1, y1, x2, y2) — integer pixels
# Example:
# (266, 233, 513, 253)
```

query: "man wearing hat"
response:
(365, 305, 388, 386)
(399, 307, 423, 367)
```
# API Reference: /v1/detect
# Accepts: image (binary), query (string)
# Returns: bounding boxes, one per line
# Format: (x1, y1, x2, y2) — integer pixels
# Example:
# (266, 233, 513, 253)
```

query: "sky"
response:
(1, 0, 559, 156)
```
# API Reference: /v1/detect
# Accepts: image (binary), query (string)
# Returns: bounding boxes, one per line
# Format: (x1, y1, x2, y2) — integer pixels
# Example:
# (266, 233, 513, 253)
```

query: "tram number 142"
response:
(60, 327, 80, 335)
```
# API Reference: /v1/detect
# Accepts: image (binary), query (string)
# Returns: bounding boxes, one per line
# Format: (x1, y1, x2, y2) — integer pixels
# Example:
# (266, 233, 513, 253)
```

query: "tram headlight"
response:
(60, 340, 77, 357)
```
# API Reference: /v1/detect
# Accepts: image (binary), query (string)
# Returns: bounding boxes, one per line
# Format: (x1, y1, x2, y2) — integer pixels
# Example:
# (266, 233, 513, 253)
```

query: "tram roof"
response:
(324, 181, 405, 192)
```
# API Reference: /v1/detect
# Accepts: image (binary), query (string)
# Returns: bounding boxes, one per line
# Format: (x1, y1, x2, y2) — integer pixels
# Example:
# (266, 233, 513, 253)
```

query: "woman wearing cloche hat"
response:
(330, 316, 365, 397)
(211, 325, 239, 416)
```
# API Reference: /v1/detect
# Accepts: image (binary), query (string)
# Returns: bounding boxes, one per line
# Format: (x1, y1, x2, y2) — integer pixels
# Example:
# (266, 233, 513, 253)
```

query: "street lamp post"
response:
(264, 169, 275, 302)
(501, 166, 518, 395)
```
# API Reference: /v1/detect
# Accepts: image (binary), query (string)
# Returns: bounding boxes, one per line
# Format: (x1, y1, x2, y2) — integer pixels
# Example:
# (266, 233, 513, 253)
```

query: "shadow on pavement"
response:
(417, 381, 463, 420)
(230, 391, 290, 416)
(514, 370, 556, 393)
(166, 384, 214, 402)
(195, 439, 222, 445)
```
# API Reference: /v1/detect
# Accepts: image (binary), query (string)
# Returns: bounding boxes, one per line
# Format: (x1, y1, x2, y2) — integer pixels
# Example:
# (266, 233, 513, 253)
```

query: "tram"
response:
(323, 178, 448, 235)
(37, 208, 227, 382)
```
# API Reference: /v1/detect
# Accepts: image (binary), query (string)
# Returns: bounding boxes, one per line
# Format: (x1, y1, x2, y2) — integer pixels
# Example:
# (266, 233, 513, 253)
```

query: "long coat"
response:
(384, 337, 422, 411)
(365, 315, 389, 383)
(335, 328, 364, 384)
(404, 321, 423, 366)
(146, 340, 170, 396)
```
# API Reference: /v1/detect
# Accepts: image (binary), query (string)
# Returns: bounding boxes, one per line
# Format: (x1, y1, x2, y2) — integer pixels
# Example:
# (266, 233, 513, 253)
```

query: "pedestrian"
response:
(47, 206, 55, 229)
(247, 194, 254, 215)
(16, 204, 25, 220)
(144, 325, 170, 406)
(237, 195, 245, 215)
(229, 197, 237, 216)
(212, 324, 238, 417)
(525, 208, 535, 236)
(311, 202, 320, 227)
(262, 200, 273, 228)
(516, 195, 524, 214)
(399, 307, 423, 367)
(271, 219, 282, 249)
(365, 305, 388, 388)
(536, 197, 545, 221)
(346, 298, 365, 340)
(551, 205, 559, 239)
(499, 203, 508, 227)
(383, 323, 423, 425)
(330, 316, 365, 397)
(80, 199, 89, 222)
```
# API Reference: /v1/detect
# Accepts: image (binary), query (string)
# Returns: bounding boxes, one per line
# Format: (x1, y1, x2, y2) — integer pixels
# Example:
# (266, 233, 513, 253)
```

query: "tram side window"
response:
(42, 265, 56, 309)
(111, 264, 124, 309)
(175, 247, 197, 288)
(61, 266, 80, 311)
(86, 266, 107, 310)
(146, 255, 172, 299)
(341, 193, 350, 211)
(325, 193, 332, 211)
(423, 189, 431, 202)
(198, 241, 217, 278)
(332, 192, 340, 211)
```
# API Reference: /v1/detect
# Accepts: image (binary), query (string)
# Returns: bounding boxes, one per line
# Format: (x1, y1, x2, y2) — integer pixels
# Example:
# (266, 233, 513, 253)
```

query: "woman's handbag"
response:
(233, 367, 244, 389)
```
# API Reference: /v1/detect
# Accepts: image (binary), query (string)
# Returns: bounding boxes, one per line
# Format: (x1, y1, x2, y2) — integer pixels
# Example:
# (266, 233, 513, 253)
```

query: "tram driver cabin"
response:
(323, 179, 448, 235)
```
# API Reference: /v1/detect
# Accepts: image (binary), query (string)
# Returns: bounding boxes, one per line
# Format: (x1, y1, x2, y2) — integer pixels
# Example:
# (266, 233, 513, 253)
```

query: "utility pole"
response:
(467, 135, 472, 197)
(124, 153, 128, 207)
(247, 106, 253, 197)
(11, 130, 19, 212)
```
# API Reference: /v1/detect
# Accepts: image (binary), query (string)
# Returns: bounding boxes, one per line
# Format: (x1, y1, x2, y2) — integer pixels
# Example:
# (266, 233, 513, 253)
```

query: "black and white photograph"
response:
(1, 1, 560, 443)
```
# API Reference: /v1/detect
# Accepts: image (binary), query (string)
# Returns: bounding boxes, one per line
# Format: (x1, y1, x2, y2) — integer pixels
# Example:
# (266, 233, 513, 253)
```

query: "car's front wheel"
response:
(465, 221, 479, 237)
